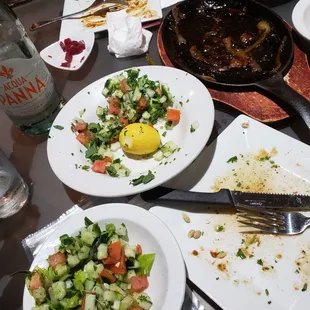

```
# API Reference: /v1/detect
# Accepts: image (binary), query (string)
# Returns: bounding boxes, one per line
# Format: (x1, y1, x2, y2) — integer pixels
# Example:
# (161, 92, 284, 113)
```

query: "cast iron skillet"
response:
(161, 0, 310, 129)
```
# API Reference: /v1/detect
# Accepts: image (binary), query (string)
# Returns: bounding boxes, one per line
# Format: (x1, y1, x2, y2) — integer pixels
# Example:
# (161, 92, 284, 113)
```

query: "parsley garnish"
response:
(82, 165, 90, 171)
(54, 125, 64, 130)
(131, 170, 155, 186)
(257, 259, 263, 265)
(215, 225, 225, 232)
(227, 156, 238, 163)
(268, 301, 272, 305)
(265, 289, 269, 296)
(236, 248, 246, 259)
(302, 283, 308, 292)
(237, 182, 242, 187)
(79, 108, 86, 117)
(190, 125, 195, 133)
(106, 165, 118, 177)
(162, 131, 167, 137)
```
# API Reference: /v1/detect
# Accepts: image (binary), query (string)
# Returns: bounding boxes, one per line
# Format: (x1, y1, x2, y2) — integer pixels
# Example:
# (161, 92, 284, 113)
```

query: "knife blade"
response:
(140, 187, 310, 208)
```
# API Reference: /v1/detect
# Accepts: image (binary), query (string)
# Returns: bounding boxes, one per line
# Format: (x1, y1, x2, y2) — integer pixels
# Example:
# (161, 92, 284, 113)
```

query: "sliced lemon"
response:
(119, 123, 161, 155)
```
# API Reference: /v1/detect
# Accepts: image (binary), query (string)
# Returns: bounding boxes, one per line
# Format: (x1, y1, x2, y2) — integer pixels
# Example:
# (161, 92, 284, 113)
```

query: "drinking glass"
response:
(0, 149, 29, 218)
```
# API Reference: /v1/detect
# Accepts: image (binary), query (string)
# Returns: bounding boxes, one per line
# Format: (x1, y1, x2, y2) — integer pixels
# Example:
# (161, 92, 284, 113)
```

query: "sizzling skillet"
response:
(161, 0, 310, 129)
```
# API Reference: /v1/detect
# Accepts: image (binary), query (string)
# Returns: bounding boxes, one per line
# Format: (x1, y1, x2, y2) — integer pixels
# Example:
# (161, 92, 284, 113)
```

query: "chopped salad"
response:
(26, 218, 155, 310)
(71, 69, 181, 178)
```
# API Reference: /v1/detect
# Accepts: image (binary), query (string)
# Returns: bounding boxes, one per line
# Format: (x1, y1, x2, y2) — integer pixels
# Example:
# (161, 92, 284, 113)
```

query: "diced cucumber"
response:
(146, 89, 155, 98)
(161, 84, 173, 103)
(96, 263, 104, 276)
(97, 244, 108, 260)
(84, 261, 96, 278)
(120, 295, 134, 310)
(84, 279, 95, 291)
(128, 260, 140, 269)
(112, 300, 121, 310)
(161, 141, 178, 154)
(110, 142, 121, 152)
(113, 89, 124, 98)
(109, 283, 126, 296)
(55, 264, 70, 277)
(103, 290, 117, 302)
(84, 293, 96, 310)
(93, 284, 105, 296)
(163, 151, 172, 158)
(81, 228, 96, 246)
(117, 167, 131, 177)
(103, 150, 115, 159)
(78, 245, 90, 260)
(142, 111, 150, 119)
(109, 234, 120, 244)
(124, 246, 136, 259)
(32, 287, 46, 304)
(137, 295, 153, 310)
(133, 87, 141, 102)
(65, 279, 73, 289)
(119, 282, 129, 291)
(102, 88, 109, 97)
(116, 224, 127, 237)
(117, 73, 126, 81)
(127, 109, 137, 121)
(153, 150, 164, 161)
(106, 114, 116, 121)
(67, 254, 80, 268)
(51, 281, 66, 301)
(31, 304, 49, 310)
(165, 121, 174, 130)
(159, 95, 167, 103)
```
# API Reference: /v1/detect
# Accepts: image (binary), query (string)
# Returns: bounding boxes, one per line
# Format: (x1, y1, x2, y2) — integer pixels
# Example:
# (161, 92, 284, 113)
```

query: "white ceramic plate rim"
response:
(47, 66, 215, 197)
(292, 0, 310, 41)
(23, 203, 186, 310)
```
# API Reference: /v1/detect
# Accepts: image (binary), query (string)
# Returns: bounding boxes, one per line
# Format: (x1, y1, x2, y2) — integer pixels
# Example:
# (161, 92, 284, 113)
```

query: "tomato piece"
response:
(109, 249, 126, 275)
(167, 109, 181, 124)
(108, 97, 121, 115)
(74, 122, 87, 132)
(29, 272, 43, 291)
(76, 130, 94, 146)
(120, 78, 131, 93)
(100, 269, 116, 283)
(48, 252, 66, 269)
(92, 160, 108, 174)
(136, 244, 142, 255)
(102, 256, 118, 265)
(108, 241, 122, 261)
(119, 117, 129, 127)
(130, 275, 149, 293)
(137, 97, 147, 112)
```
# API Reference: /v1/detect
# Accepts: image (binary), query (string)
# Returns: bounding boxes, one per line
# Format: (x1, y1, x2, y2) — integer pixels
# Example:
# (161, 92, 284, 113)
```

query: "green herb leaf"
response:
(79, 108, 86, 117)
(82, 165, 90, 171)
(265, 289, 269, 296)
(236, 248, 246, 259)
(162, 131, 167, 137)
(113, 158, 121, 164)
(84, 217, 93, 227)
(53, 125, 64, 130)
(137, 253, 155, 276)
(106, 165, 118, 177)
(131, 170, 155, 186)
(227, 156, 238, 163)
(105, 223, 116, 238)
(257, 259, 264, 266)
(302, 283, 308, 292)
(190, 125, 195, 133)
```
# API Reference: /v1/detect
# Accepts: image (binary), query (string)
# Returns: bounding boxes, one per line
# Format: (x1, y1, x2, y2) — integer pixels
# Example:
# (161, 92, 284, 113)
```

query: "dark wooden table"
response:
(0, 0, 308, 309)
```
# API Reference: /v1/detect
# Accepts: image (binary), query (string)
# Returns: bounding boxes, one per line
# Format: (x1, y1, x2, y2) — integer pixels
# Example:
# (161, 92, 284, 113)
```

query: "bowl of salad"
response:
(23, 203, 186, 310)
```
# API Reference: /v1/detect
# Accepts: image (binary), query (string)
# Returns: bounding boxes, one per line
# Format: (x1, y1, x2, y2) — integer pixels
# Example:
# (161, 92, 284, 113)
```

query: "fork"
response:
(237, 206, 310, 235)
(29, 0, 128, 31)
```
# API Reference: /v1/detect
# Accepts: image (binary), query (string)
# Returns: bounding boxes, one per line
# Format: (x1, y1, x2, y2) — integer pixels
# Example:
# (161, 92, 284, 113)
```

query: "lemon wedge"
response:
(119, 123, 161, 155)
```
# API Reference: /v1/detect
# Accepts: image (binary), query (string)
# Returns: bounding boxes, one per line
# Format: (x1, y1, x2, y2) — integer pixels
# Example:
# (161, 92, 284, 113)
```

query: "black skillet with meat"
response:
(162, 0, 310, 130)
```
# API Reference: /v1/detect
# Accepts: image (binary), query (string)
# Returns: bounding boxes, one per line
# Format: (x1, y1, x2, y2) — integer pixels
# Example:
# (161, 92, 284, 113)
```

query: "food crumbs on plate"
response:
(227, 155, 238, 163)
(193, 230, 202, 239)
(217, 263, 227, 272)
(236, 248, 247, 259)
(265, 289, 269, 296)
(188, 229, 195, 238)
(241, 121, 249, 128)
(71, 153, 74, 156)
(276, 254, 282, 259)
(210, 250, 227, 259)
(302, 283, 308, 292)
(182, 212, 191, 223)
(216, 277, 219, 280)
(192, 250, 199, 256)
(268, 301, 272, 305)
(215, 224, 225, 232)
(53, 125, 64, 130)
(48, 55, 52, 58)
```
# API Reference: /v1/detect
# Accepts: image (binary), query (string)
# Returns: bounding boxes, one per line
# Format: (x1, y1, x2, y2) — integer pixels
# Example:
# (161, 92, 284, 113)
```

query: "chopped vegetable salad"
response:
(26, 218, 155, 310)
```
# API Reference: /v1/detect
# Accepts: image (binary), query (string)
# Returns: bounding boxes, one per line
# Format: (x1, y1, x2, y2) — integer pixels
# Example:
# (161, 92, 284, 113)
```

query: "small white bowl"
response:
(40, 32, 95, 71)
(292, 0, 310, 41)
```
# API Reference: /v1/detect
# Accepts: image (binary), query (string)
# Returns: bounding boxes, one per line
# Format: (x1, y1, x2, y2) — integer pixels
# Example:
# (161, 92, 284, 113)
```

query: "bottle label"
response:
(0, 55, 60, 125)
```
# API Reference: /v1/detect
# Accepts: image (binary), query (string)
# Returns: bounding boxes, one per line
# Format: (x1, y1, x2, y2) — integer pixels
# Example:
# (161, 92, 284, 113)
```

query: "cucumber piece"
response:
(161, 141, 178, 153)
(51, 281, 66, 301)
(127, 109, 137, 121)
(165, 121, 174, 130)
(65, 279, 73, 289)
(97, 243, 108, 260)
(112, 300, 121, 310)
(55, 264, 70, 277)
(32, 287, 46, 304)
(78, 245, 90, 260)
(159, 95, 167, 104)
(103, 290, 117, 302)
(142, 111, 150, 119)
(137, 295, 153, 310)
(96, 263, 104, 276)
(124, 246, 136, 259)
(84, 279, 95, 291)
(125, 270, 136, 282)
(120, 295, 134, 310)
(110, 142, 121, 152)
(67, 254, 80, 268)
(113, 89, 124, 99)
(93, 284, 105, 295)
(81, 228, 96, 246)
(102, 88, 109, 97)
(109, 283, 126, 296)
(127, 259, 140, 269)
(153, 150, 164, 161)
(84, 293, 96, 310)
(119, 282, 129, 291)
(109, 234, 120, 244)
(133, 87, 141, 102)
(106, 114, 116, 121)
(84, 260, 96, 278)
(117, 167, 131, 177)
(31, 304, 49, 310)
(116, 224, 127, 237)
(146, 89, 155, 98)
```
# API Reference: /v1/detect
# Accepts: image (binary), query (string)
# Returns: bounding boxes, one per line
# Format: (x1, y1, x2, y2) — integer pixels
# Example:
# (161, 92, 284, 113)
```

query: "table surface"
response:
(0, 0, 308, 309)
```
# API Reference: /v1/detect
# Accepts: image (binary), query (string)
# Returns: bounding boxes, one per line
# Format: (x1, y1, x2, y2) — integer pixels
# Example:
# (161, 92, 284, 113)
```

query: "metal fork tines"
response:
(237, 205, 310, 235)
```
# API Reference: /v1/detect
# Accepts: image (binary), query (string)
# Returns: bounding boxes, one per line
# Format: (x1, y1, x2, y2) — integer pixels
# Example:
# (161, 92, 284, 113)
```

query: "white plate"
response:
(47, 66, 215, 197)
(23, 203, 186, 310)
(40, 32, 95, 71)
(150, 115, 310, 310)
(292, 0, 310, 41)
(60, 0, 162, 38)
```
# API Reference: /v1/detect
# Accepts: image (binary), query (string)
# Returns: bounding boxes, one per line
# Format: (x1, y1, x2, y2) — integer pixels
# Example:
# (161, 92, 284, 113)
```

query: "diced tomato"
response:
(129, 308, 144, 310)
(74, 122, 88, 132)
(167, 109, 181, 124)
(136, 97, 148, 112)
(108, 241, 122, 261)
(155, 87, 162, 95)
(109, 249, 126, 275)
(48, 252, 66, 269)
(108, 97, 121, 115)
(92, 160, 108, 174)
(29, 272, 43, 292)
(102, 256, 118, 265)
(136, 244, 142, 255)
(76, 130, 94, 146)
(130, 275, 149, 293)
(97, 276, 102, 284)
(120, 78, 131, 93)
(119, 117, 129, 127)
(100, 269, 116, 283)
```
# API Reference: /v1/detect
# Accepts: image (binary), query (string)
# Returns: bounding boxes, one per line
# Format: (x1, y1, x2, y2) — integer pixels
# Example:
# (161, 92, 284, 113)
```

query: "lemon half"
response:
(119, 123, 161, 155)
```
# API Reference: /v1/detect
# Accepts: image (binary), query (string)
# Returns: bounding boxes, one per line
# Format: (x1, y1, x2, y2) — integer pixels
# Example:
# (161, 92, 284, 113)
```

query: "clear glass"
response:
(0, 0, 65, 135)
(0, 149, 29, 218)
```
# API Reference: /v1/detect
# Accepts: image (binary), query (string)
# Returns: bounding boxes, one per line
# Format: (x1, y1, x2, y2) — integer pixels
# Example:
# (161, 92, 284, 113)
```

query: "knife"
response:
(140, 187, 310, 208)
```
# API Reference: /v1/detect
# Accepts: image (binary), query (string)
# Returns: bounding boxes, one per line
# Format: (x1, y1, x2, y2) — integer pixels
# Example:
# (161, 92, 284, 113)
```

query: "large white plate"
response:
(47, 66, 214, 197)
(150, 115, 310, 310)
(60, 0, 163, 39)
(23, 203, 186, 310)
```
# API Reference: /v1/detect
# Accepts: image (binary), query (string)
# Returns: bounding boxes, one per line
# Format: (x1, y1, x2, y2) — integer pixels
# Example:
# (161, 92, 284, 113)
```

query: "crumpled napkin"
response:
(106, 10, 153, 58)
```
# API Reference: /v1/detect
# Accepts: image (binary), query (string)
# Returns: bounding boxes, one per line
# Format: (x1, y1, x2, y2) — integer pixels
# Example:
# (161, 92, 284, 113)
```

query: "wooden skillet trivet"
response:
(157, 24, 310, 123)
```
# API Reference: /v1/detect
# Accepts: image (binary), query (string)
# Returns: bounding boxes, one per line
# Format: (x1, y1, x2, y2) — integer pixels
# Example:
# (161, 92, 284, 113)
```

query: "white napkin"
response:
(160, 0, 183, 9)
(107, 10, 153, 58)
